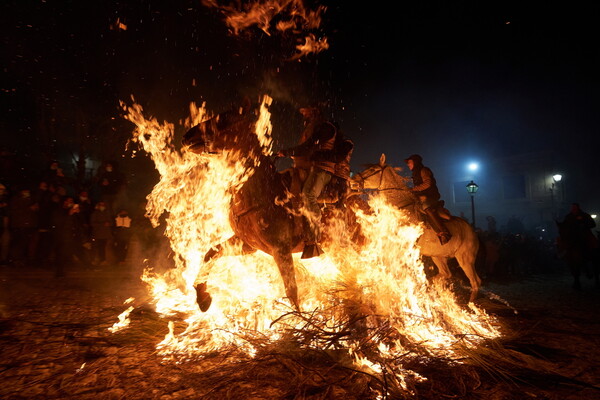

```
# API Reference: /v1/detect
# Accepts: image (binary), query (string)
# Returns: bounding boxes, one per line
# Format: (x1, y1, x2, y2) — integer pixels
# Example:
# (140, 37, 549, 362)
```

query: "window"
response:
(502, 175, 526, 200)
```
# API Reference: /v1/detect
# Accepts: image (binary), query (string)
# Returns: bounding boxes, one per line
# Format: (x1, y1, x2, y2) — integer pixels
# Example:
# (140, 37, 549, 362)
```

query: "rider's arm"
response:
(411, 168, 434, 192)
(280, 123, 336, 157)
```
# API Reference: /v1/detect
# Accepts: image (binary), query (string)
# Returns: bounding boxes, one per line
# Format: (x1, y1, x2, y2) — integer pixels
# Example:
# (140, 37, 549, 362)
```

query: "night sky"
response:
(2, 0, 599, 204)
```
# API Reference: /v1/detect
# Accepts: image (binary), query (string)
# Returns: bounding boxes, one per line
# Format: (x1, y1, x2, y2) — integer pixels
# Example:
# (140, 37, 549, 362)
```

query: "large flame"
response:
(201, 0, 328, 59)
(116, 95, 501, 389)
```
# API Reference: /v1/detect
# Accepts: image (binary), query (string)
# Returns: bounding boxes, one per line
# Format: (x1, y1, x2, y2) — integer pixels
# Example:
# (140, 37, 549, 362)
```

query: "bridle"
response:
(353, 164, 389, 191)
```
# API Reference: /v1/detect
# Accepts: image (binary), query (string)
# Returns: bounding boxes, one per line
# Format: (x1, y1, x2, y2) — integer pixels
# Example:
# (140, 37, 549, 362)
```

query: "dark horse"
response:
(556, 220, 600, 290)
(182, 104, 348, 311)
(352, 154, 482, 302)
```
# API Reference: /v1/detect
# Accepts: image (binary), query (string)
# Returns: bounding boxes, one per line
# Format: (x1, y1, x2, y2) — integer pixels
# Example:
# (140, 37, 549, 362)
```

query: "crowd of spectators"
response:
(474, 215, 570, 281)
(0, 160, 159, 277)
(0, 157, 591, 283)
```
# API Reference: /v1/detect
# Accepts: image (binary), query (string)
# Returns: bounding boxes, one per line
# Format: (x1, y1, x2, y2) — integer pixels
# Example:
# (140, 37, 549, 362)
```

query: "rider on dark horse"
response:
(404, 154, 452, 245)
(277, 105, 353, 258)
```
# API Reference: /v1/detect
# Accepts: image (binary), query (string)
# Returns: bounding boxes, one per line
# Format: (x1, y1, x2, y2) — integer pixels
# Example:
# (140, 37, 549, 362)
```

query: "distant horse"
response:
(556, 220, 600, 290)
(182, 104, 351, 311)
(351, 154, 482, 302)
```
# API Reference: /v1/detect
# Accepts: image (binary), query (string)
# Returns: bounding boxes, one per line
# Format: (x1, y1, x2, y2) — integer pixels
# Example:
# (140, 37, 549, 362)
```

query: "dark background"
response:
(1, 0, 599, 208)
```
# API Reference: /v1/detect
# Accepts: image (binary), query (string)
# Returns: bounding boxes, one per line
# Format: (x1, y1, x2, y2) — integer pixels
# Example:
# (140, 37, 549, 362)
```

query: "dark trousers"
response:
(34, 230, 56, 267)
(93, 238, 108, 262)
(113, 228, 131, 262)
(9, 227, 36, 265)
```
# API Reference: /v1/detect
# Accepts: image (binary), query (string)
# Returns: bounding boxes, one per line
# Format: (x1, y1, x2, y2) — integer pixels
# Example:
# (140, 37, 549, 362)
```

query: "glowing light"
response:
(552, 174, 562, 182)
(467, 162, 479, 172)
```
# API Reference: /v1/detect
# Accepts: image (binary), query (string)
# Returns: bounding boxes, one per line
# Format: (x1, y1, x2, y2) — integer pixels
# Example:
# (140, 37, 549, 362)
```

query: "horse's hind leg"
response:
(455, 251, 482, 303)
(431, 256, 455, 295)
(272, 250, 299, 310)
(431, 256, 452, 281)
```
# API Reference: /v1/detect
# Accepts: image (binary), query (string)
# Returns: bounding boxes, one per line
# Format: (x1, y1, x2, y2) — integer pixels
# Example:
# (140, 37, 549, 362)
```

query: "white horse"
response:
(352, 154, 482, 302)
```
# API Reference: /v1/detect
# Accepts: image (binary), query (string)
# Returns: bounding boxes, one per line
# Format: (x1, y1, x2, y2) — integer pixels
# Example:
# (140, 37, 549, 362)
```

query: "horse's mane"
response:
(383, 164, 410, 189)
(369, 164, 414, 209)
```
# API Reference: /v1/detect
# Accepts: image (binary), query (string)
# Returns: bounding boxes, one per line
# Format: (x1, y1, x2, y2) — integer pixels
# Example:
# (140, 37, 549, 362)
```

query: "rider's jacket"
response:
(332, 138, 354, 180)
(285, 119, 337, 174)
(411, 165, 441, 209)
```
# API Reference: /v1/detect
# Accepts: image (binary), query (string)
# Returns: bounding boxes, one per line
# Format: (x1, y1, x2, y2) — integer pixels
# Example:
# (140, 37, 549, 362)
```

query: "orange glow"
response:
(114, 95, 502, 389)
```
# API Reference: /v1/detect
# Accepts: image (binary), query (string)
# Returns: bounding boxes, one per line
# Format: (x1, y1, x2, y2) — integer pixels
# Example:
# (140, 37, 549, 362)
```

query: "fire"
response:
(108, 297, 135, 333)
(116, 95, 502, 389)
(289, 33, 329, 61)
(201, 0, 328, 59)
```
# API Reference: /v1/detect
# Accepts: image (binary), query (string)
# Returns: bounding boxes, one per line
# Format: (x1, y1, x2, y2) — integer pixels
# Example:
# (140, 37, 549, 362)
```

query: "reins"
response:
(355, 165, 407, 193)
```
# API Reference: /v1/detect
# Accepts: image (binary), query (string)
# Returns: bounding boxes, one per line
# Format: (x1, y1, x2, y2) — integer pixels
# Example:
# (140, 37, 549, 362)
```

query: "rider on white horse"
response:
(404, 154, 452, 245)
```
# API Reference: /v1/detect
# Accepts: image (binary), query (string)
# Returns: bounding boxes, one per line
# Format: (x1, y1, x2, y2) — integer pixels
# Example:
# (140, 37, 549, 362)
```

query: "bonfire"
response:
(108, 96, 505, 398)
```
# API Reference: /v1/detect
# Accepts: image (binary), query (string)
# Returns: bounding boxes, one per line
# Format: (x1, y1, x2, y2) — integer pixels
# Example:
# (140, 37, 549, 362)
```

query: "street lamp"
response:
(466, 180, 479, 228)
(550, 174, 562, 219)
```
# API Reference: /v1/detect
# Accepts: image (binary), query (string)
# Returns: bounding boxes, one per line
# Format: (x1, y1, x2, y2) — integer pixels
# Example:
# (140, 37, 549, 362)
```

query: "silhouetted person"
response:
(90, 201, 112, 266)
(0, 183, 9, 265)
(33, 181, 57, 267)
(53, 197, 90, 276)
(561, 203, 597, 255)
(41, 161, 69, 189)
(113, 208, 132, 264)
(96, 162, 123, 215)
(8, 186, 38, 267)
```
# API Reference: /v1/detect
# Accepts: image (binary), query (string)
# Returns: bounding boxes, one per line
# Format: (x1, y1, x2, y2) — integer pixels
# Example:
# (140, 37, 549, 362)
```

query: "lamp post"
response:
(550, 174, 562, 219)
(466, 180, 479, 228)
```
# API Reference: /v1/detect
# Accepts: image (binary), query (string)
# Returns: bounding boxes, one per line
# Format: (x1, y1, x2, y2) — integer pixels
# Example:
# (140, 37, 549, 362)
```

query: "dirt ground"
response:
(1, 258, 599, 400)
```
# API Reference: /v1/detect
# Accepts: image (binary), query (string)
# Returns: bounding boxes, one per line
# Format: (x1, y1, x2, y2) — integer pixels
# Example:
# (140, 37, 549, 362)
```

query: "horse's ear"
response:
(379, 153, 386, 166)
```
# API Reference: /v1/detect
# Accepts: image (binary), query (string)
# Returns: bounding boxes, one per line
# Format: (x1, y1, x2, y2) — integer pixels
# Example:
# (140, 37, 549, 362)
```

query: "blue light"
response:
(467, 162, 479, 172)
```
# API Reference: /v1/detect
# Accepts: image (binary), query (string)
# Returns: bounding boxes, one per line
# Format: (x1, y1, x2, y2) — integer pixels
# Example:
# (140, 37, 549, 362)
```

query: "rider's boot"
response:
(301, 243, 324, 259)
(301, 218, 324, 259)
(424, 207, 452, 245)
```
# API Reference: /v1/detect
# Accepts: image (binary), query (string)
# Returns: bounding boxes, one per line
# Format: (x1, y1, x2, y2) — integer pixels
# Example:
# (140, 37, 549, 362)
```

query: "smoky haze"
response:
(1, 0, 598, 209)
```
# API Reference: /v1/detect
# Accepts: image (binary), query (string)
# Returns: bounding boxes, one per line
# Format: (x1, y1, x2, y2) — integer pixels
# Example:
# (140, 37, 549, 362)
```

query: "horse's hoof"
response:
(195, 282, 213, 312)
(301, 243, 324, 259)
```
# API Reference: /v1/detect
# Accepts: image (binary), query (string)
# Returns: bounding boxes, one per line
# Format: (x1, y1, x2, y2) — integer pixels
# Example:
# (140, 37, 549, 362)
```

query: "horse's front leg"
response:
(204, 235, 254, 262)
(272, 250, 299, 310)
(196, 235, 256, 312)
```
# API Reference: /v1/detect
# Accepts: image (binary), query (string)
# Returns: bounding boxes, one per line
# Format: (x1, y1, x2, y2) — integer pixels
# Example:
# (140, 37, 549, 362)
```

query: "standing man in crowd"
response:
(90, 201, 112, 266)
(113, 208, 132, 264)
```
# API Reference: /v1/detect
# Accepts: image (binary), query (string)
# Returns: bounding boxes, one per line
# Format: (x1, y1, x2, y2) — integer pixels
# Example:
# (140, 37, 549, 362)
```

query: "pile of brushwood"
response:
(105, 283, 600, 400)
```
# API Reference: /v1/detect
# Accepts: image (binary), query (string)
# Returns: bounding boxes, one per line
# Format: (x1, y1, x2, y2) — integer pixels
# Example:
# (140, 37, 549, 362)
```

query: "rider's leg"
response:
(301, 167, 332, 243)
(424, 207, 452, 245)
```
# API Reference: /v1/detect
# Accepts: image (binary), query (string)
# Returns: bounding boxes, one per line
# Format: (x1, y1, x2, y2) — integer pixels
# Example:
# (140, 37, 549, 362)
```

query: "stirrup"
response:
(301, 242, 324, 259)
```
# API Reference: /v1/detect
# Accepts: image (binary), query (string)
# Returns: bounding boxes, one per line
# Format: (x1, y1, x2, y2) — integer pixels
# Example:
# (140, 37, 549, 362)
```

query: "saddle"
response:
(416, 200, 452, 221)
(280, 167, 348, 208)
(279, 167, 348, 246)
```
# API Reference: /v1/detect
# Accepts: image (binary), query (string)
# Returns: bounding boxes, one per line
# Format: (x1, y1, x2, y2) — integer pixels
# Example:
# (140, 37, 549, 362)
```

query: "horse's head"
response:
(182, 105, 258, 155)
(352, 153, 407, 190)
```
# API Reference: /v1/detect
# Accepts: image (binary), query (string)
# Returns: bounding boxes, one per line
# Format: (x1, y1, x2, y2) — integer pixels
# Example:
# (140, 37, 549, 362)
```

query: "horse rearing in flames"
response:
(182, 104, 320, 311)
